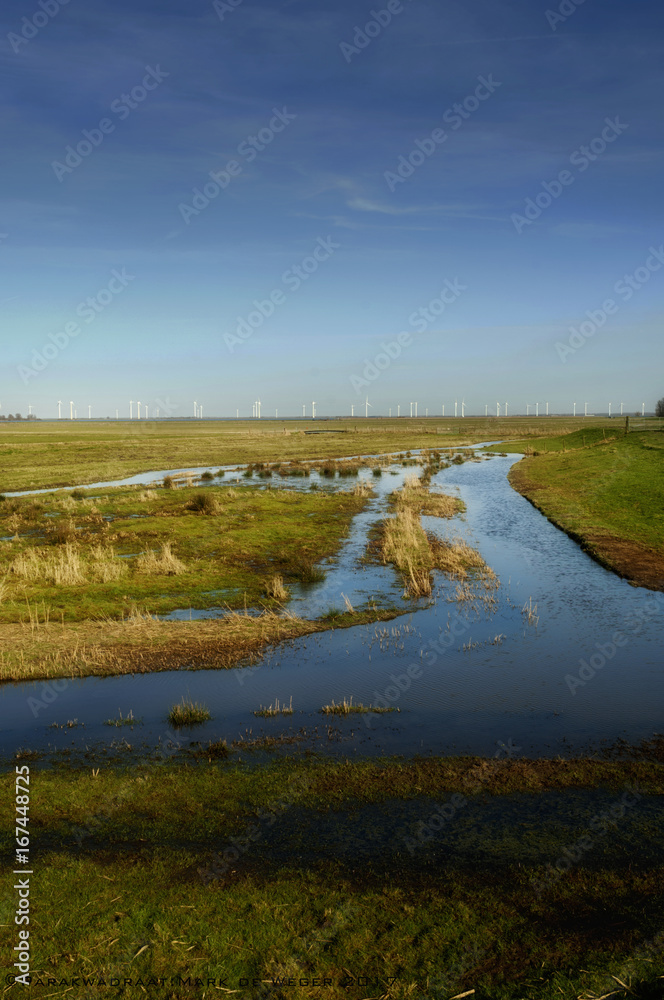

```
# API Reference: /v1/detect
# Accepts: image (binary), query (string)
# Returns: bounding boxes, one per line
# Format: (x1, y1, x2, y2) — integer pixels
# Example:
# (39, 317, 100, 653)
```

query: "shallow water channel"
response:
(2, 450, 663, 761)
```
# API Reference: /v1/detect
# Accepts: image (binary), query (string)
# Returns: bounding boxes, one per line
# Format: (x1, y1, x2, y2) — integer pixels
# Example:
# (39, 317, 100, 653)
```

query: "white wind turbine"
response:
(461, 398, 466, 418)
(364, 397, 372, 417)
(69, 400, 74, 420)
(496, 402, 500, 417)
(57, 400, 62, 419)
(351, 404, 355, 417)
(88, 405, 91, 419)
(312, 401, 316, 419)
(505, 402, 509, 416)
(454, 399, 458, 418)
(414, 402, 418, 417)
(130, 400, 134, 420)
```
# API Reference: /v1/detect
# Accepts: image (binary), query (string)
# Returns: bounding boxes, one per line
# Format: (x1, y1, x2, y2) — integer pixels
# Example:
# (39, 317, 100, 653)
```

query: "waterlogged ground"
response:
(2, 450, 663, 761)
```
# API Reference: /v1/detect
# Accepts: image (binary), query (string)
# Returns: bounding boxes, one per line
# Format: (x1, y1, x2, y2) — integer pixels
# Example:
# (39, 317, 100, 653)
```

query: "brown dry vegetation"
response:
(375, 478, 495, 598)
(0, 606, 404, 683)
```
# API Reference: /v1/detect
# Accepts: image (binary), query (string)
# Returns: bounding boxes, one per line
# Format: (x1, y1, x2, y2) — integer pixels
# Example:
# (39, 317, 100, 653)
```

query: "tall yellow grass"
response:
(9, 542, 128, 586)
(11, 543, 86, 586)
(135, 542, 187, 576)
(265, 575, 288, 600)
(382, 509, 433, 597)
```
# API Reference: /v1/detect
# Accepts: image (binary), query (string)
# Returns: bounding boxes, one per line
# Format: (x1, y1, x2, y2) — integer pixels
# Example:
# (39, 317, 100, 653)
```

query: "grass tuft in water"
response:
(319, 696, 398, 716)
(253, 696, 293, 717)
(104, 709, 142, 727)
(167, 699, 211, 727)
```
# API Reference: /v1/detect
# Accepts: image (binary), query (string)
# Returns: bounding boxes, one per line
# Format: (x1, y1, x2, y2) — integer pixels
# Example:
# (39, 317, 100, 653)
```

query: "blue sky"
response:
(1, 0, 663, 418)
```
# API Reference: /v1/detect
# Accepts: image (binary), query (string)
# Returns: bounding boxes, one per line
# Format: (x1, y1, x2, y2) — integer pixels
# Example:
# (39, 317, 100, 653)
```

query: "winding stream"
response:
(1, 450, 662, 761)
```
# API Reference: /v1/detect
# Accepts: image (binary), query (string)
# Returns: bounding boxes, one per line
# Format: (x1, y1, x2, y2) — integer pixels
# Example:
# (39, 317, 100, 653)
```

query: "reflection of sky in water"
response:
(2, 452, 663, 761)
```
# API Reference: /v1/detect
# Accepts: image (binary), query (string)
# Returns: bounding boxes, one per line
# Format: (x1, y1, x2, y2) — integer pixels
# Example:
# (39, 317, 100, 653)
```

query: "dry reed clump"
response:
(381, 509, 433, 598)
(46, 519, 78, 545)
(10, 543, 87, 586)
(185, 492, 219, 514)
(264, 575, 289, 600)
(393, 476, 462, 518)
(10, 542, 128, 586)
(351, 481, 373, 498)
(3, 514, 21, 533)
(88, 544, 128, 583)
(429, 536, 490, 580)
(135, 543, 187, 576)
(57, 495, 78, 512)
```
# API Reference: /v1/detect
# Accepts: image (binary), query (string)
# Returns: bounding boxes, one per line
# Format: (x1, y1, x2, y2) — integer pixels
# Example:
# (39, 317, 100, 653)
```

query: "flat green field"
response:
(0, 416, 610, 493)
(504, 428, 664, 590)
(3, 753, 663, 1000)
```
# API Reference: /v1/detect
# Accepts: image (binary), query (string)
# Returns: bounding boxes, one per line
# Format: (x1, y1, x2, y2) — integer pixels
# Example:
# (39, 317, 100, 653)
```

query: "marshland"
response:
(1, 417, 663, 999)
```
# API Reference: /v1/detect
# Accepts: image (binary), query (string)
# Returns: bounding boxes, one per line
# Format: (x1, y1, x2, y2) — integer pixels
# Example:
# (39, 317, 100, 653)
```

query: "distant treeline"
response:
(0, 414, 38, 421)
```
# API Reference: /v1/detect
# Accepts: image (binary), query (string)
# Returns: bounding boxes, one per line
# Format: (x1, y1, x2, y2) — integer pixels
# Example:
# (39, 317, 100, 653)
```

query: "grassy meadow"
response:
(0, 481, 373, 622)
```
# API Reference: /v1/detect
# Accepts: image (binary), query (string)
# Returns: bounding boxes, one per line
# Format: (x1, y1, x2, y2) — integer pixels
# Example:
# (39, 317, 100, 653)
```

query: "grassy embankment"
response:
(2, 753, 663, 1000)
(0, 416, 614, 493)
(497, 427, 664, 590)
(0, 480, 402, 683)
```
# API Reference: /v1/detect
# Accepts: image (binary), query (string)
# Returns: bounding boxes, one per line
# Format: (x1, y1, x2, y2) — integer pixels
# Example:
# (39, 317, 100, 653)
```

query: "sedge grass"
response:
(253, 696, 293, 717)
(319, 696, 397, 716)
(167, 698, 212, 727)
